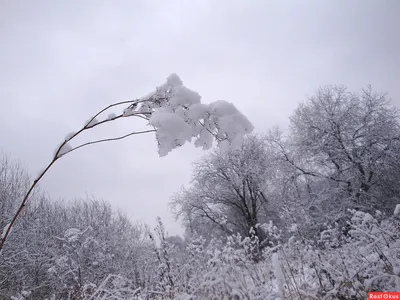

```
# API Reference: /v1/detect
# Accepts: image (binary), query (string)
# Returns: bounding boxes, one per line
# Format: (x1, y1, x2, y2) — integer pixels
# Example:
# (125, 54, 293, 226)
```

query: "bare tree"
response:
(171, 134, 281, 244)
(274, 85, 400, 218)
(0, 153, 31, 230)
(0, 186, 152, 299)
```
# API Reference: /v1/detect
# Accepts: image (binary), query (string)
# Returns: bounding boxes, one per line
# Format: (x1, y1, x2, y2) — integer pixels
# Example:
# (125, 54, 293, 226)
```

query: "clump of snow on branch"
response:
(63, 228, 82, 243)
(394, 204, 400, 216)
(64, 131, 76, 141)
(52, 74, 252, 159)
(106, 112, 117, 120)
(85, 117, 98, 128)
(10, 290, 31, 300)
(1, 223, 11, 240)
(54, 142, 72, 158)
(123, 105, 138, 117)
(138, 73, 253, 156)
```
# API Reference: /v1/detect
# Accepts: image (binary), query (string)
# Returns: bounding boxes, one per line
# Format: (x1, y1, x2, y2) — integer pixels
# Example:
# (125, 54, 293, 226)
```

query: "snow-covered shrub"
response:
(141, 224, 283, 300)
(140, 211, 399, 300)
(276, 209, 400, 299)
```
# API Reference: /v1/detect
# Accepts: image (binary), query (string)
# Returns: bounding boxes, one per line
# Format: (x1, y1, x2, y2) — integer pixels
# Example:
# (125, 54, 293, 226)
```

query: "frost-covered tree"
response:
(0, 73, 253, 251)
(267, 86, 400, 238)
(288, 86, 400, 212)
(0, 153, 31, 232)
(0, 197, 153, 299)
(2, 82, 400, 299)
(0, 155, 152, 300)
(171, 134, 282, 244)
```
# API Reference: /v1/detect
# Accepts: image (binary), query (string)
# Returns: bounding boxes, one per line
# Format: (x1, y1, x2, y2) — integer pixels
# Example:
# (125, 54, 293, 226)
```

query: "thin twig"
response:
(64, 129, 156, 155)
(0, 156, 58, 251)
(0, 99, 156, 252)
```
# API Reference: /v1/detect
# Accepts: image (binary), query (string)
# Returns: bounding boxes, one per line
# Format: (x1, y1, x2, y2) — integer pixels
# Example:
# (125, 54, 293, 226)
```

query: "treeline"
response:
(0, 157, 153, 299)
(173, 85, 400, 243)
(1, 85, 400, 299)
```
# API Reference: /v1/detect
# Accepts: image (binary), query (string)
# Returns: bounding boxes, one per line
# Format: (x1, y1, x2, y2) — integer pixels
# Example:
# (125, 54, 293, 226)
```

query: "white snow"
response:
(123, 106, 137, 117)
(52, 73, 253, 159)
(208, 100, 238, 116)
(85, 117, 98, 128)
(193, 128, 214, 150)
(230, 134, 244, 151)
(136, 74, 253, 156)
(288, 223, 298, 232)
(64, 131, 76, 141)
(55, 142, 72, 158)
(106, 112, 117, 120)
(149, 109, 193, 157)
(64, 228, 82, 243)
(166, 73, 183, 86)
(217, 140, 231, 152)
(1, 223, 11, 239)
(187, 103, 208, 120)
(169, 86, 202, 107)
(394, 204, 400, 216)
(36, 169, 45, 177)
(272, 252, 284, 297)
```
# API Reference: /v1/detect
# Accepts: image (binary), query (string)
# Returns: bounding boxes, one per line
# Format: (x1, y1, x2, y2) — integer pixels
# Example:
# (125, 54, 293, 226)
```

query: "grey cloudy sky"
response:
(0, 0, 399, 235)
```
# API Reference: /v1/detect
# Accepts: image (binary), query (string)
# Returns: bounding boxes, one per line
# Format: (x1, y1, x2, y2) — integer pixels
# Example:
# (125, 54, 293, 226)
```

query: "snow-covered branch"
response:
(0, 73, 253, 254)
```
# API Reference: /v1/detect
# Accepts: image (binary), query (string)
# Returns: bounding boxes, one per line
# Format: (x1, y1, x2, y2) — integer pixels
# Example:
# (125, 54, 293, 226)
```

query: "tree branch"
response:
(63, 129, 157, 156)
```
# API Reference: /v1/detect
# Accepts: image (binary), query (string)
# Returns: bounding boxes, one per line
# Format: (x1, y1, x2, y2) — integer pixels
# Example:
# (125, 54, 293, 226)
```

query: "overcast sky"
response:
(1, 0, 399, 235)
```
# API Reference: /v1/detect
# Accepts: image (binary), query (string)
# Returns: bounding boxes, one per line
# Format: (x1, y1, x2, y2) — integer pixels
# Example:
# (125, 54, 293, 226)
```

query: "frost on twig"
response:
(53, 74, 253, 159)
(106, 113, 117, 120)
(1, 223, 11, 240)
(0, 73, 254, 254)
(54, 142, 72, 158)
(394, 204, 400, 216)
(64, 131, 76, 141)
(84, 117, 98, 128)
(123, 104, 138, 117)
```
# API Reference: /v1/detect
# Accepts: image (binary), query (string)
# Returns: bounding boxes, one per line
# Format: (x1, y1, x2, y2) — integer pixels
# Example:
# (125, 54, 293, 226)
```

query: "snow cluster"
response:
(123, 103, 139, 117)
(64, 131, 76, 141)
(1, 223, 11, 240)
(52, 74, 252, 159)
(63, 228, 82, 243)
(140, 74, 253, 156)
(106, 112, 117, 120)
(54, 142, 72, 158)
(394, 204, 400, 216)
(85, 117, 98, 128)
(272, 252, 284, 296)
(10, 290, 31, 300)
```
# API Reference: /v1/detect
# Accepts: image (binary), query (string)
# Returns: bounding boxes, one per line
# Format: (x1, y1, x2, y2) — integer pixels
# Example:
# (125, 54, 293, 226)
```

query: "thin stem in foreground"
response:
(64, 129, 156, 156)
(0, 157, 58, 251)
(0, 98, 158, 252)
